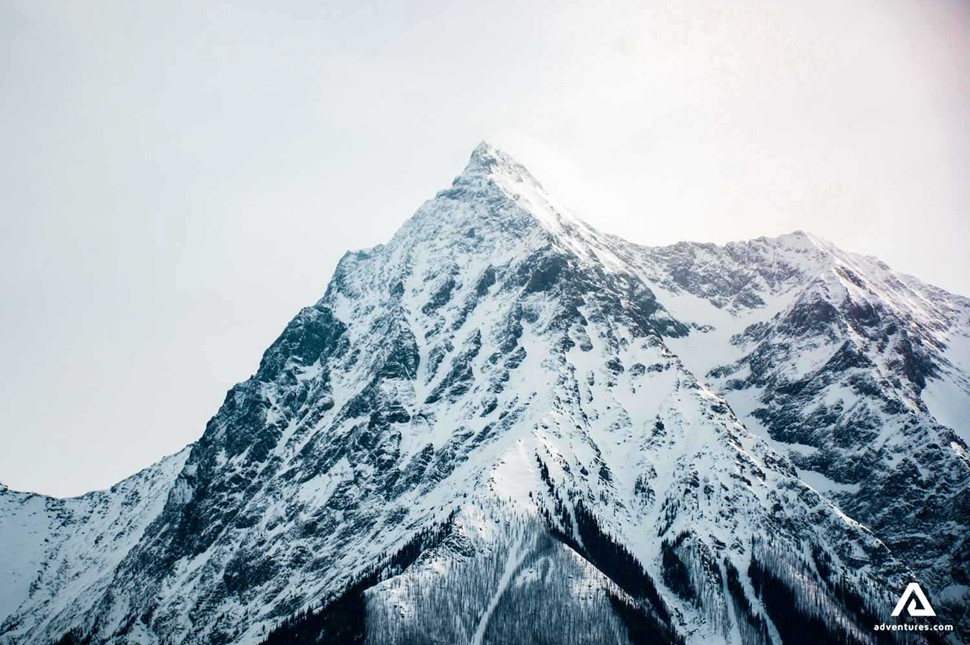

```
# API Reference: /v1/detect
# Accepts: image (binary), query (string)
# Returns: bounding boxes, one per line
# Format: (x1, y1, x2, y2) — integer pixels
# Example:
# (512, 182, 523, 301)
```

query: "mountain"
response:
(615, 231, 970, 621)
(1, 143, 967, 644)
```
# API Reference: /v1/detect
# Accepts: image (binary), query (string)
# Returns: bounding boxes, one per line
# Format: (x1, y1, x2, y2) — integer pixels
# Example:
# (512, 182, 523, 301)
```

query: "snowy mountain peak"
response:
(450, 141, 556, 217)
(460, 140, 535, 182)
(2, 144, 969, 644)
(386, 142, 617, 272)
(772, 229, 827, 250)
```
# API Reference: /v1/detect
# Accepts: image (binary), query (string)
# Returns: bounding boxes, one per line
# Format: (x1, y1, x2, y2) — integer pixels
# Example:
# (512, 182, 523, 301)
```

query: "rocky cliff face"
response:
(1, 143, 967, 644)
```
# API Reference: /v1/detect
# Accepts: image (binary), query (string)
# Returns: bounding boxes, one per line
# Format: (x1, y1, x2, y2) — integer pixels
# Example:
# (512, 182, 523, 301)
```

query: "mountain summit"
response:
(461, 141, 528, 177)
(2, 144, 968, 644)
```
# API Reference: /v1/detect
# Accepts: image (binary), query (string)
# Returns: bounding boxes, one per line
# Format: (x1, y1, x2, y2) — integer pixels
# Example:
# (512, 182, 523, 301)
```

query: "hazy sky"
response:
(2, 0, 968, 496)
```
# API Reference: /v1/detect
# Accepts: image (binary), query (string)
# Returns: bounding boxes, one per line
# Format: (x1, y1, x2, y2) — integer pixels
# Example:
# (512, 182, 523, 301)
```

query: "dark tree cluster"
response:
(260, 514, 455, 644)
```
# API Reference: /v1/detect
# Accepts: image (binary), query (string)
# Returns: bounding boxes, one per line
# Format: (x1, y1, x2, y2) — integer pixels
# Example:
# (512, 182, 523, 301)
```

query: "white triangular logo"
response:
(891, 583, 936, 618)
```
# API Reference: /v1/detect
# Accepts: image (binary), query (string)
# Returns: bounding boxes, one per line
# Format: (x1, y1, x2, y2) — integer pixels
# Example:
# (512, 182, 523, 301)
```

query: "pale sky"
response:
(2, 0, 968, 497)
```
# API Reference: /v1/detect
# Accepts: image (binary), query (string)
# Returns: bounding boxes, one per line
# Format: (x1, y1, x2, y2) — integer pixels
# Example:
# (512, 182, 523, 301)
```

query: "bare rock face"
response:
(1, 143, 967, 644)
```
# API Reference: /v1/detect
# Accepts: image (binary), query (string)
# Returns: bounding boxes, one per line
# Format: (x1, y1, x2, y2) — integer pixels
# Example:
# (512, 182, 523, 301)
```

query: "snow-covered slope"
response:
(0, 448, 189, 636)
(1, 143, 967, 644)
(610, 229, 970, 633)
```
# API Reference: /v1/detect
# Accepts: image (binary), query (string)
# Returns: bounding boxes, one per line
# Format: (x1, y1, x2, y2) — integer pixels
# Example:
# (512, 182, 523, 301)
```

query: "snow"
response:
(795, 469, 860, 496)
(297, 457, 351, 505)
(470, 530, 527, 645)
(0, 494, 50, 621)
(922, 327, 970, 445)
(2, 142, 966, 644)
(0, 446, 190, 635)
(488, 440, 541, 510)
